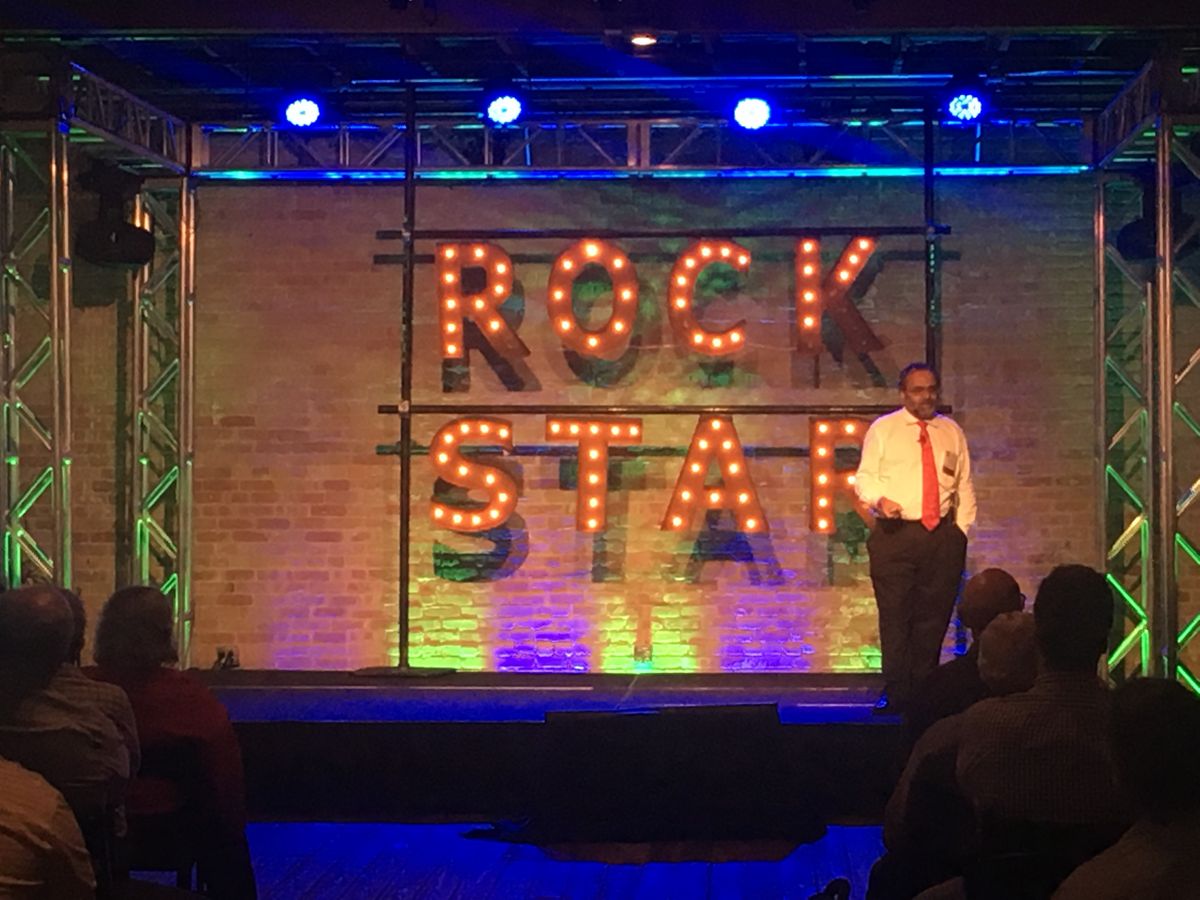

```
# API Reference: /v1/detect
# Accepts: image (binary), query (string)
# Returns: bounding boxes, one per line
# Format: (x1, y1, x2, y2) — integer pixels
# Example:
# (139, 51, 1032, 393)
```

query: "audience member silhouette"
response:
(0, 585, 130, 820)
(0, 756, 96, 899)
(950, 564, 1128, 898)
(1053, 677, 1200, 899)
(905, 568, 1024, 740)
(87, 586, 257, 899)
(59, 589, 142, 794)
(872, 611, 1037, 899)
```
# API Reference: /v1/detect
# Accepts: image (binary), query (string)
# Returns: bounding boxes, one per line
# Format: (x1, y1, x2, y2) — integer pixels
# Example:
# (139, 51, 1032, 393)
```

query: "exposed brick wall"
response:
(66, 176, 1100, 672)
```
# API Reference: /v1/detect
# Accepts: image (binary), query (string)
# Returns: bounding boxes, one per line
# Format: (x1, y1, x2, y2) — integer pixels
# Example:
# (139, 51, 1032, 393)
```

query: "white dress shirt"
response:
(854, 408, 977, 532)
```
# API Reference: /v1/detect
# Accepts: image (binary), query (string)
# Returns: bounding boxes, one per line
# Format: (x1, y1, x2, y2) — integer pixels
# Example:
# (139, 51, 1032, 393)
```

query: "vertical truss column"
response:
(0, 119, 72, 588)
(1100, 119, 1200, 686)
(1149, 120, 1177, 680)
(130, 180, 195, 664)
(1165, 122, 1200, 692)
(1099, 173, 1153, 680)
(49, 118, 72, 588)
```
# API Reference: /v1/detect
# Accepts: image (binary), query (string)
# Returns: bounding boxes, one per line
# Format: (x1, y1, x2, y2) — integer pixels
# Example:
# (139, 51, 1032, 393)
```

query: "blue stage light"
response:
(284, 97, 321, 127)
(733, 97, 772, 131)
(485, 93, 523, 126)
(947, 92, 984, 123)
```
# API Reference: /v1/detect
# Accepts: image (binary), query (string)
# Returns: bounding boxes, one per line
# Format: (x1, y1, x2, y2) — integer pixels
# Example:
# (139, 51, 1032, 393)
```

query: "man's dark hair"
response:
(1111, 678, 1200, 818)
(94, 585, 178, 670)
(0, 585, 73, 702)
(1033, 564, 1114, 672)
(898, 362, 939, 391)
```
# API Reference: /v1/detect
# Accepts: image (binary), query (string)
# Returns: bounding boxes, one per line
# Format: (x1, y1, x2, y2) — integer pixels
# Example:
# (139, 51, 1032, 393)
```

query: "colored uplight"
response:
(196, 165, 1091, 182)
(947, 92, 984, 122)
(284, 98, 321, 127)
(485, 94, 523, 125)
(733, 97, 772, 131)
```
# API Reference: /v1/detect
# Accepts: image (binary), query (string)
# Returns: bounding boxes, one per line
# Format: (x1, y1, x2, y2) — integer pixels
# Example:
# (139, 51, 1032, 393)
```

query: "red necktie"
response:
(918, 421, 940, 531)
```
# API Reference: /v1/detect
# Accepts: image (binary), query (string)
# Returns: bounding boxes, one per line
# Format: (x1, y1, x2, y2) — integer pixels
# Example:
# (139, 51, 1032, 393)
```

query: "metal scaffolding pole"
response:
(1150, 120, 1177, 679)
(0, 137, 17, 586)
(178, 179, 196, 666)
(48, 111, 72, 588)
(359, 86, 452, 677)
(0, 113, 72, 589)
(1093, 177, 1108, 576)
(130, 180, 196, 665)
(923, 102, 941, 371)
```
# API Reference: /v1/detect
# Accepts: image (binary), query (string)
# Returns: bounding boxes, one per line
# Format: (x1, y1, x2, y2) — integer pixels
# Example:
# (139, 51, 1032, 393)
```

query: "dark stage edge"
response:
(205, 672, 905, 829)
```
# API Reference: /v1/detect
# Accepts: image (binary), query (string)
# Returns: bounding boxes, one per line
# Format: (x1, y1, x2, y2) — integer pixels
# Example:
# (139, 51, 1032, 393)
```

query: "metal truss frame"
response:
(1096, 58, 1200, 689)
(1, 60, 193, 665)
(69, 63, 188, 173)
(0, 115, 72, 588)
(131, 183, 196, 664)
(195, 115, 1087, 175)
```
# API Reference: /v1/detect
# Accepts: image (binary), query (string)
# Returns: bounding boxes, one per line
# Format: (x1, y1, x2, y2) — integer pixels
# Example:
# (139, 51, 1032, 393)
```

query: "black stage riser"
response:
(235, 714, 904, 837)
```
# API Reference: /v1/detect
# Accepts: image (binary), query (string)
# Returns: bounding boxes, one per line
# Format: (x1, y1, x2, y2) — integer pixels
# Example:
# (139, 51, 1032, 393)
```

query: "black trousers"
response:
(866, 516, 967, 704)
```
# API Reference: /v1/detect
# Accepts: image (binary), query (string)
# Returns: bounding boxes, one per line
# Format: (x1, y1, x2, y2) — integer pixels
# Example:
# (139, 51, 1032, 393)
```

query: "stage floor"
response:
(207, 671, 892, 725)
(234, 821, 885, 899)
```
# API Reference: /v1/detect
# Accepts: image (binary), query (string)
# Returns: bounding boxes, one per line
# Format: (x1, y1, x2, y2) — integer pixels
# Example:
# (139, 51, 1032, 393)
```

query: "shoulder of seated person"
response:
(961, 694, 1013, 722)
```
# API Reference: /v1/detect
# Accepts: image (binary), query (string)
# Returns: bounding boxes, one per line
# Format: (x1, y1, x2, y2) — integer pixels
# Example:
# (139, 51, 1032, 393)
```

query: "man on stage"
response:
(854, 363, 976, 714)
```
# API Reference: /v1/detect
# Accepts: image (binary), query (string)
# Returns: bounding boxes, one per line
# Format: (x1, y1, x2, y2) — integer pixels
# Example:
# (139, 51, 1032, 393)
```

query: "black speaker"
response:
(75, 219, 155, 268)
(74, 162, 154, 271)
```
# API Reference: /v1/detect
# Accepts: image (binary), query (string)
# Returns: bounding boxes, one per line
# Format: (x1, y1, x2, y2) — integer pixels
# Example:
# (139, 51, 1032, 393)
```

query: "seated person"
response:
(871, 611, 1037, 900)
(60, 590, 140, 774)
(87, 586, 257, 900)
(0, 757, 96, 899)
(0, 586, 129, 820)
(1053, 678, 1200, 900)
(906, 568, 1024, 741)
(954, 565, 1129, 899)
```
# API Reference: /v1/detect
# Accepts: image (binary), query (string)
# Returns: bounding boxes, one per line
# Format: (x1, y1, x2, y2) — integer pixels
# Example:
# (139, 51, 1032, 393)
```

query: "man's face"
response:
(900, 369, 939, 420)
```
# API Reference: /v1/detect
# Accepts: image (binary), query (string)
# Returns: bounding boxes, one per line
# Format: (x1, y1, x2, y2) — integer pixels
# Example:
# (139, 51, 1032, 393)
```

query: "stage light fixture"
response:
(629, 32, 658, 47)
(284, 97, 322, 127)
(947, 91, 984, 123)
(733, 97, 771, 131)
(485, 91, 523, 126)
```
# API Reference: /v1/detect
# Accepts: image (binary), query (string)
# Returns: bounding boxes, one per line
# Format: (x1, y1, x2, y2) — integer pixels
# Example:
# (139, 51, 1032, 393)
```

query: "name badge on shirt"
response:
(942, 451, 957, 478)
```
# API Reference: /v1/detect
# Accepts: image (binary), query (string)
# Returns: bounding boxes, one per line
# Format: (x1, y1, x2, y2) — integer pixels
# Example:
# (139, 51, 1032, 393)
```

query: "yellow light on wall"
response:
(667, 239, 751, 357)
(429, 417, 518, 533)
(436, 242, 530, 362)
(546, 417, 644, 531)
(661, 416, 768, 533)
(547, 239, 638, 361)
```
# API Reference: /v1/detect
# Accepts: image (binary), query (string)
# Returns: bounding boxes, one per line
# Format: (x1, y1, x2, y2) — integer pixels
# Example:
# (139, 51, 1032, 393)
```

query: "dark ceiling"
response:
(1, 0, 1197, 122)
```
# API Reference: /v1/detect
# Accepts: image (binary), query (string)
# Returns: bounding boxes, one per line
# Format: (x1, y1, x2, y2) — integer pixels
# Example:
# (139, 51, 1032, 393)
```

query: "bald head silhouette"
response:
(0, 585, 73, 699)
(958, 568, 1024, 641)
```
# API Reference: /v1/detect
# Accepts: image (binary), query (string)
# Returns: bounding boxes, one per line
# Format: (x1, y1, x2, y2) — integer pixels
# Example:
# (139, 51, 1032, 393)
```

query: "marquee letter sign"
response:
(437, 242, 530, 361)
(667, 239, 750, 357)
(808, 417, 871, 533)
(547, 239, 638, 361)
(430, 417, 518, 533)
(661, 416, 768, 533)
(423, 236, 895, 559)
(795, 237, 884, 354)
(546, 417, 643, 530)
